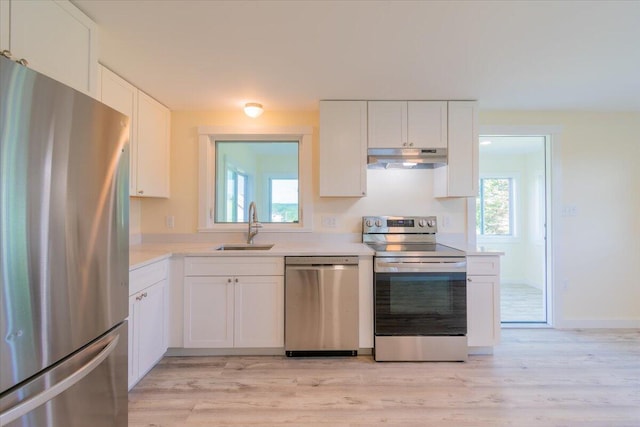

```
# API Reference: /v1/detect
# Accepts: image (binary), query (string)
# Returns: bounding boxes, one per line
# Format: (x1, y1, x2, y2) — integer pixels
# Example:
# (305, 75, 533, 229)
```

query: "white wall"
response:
(481, 111, 640, 328)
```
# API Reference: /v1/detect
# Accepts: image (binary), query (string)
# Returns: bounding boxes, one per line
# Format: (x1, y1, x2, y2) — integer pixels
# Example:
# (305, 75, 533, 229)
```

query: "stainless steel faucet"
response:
(247, 201, 262, 244)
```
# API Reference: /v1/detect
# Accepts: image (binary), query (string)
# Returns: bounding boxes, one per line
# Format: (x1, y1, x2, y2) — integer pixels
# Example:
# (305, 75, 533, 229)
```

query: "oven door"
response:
(374, 257, 467, 336)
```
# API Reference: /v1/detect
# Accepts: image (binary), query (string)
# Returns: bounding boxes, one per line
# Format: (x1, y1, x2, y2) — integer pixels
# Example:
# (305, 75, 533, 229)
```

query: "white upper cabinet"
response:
(0, 0, 98, 97)
(367, 101, 447, 149)
(99, 66, 170, 198)
(99, 66, 138, 196)
(136, 91, 170, 198)
(319, 100, 367, 197)
(434, 101, 478, 197)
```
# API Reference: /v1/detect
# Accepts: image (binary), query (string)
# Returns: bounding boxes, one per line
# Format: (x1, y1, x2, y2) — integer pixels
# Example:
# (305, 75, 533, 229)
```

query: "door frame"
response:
(475, 125, 563, 327)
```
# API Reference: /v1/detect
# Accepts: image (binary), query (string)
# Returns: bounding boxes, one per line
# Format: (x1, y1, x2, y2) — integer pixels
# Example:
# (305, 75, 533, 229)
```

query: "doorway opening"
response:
(477, 135, 550, 325)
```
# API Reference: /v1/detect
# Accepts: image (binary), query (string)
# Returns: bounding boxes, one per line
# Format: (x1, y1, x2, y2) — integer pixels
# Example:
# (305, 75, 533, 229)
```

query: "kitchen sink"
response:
(215, 244, 274, 251)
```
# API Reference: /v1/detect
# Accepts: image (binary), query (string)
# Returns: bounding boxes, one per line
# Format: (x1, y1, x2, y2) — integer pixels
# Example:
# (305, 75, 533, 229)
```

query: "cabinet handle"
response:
(1, 50, 12, 59)
(467, 278, 472, 282)
(408, 142, 414, 147)
(137, 190, 144, 195)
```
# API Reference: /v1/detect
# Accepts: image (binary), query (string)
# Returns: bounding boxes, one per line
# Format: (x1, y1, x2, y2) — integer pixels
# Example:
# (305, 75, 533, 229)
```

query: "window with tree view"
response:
(476, 177, 514, 236)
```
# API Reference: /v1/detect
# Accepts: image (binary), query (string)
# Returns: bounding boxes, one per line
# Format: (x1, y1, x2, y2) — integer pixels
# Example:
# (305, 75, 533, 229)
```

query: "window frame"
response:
(197, 126, 313, 232)
(476, 174, 518, 240)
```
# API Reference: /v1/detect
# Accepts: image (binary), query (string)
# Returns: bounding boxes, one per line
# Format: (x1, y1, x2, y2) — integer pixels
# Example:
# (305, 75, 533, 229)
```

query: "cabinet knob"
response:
(467, 278, 472, 282)
(137, 190, 144, 195)
(234, 278, 239, 283)
(409, 142, 414, 147)
(227, 278, 232, 283)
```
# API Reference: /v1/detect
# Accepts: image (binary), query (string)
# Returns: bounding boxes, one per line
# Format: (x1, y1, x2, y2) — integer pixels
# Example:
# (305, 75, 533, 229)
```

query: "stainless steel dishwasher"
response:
(285, 256, 359, 357)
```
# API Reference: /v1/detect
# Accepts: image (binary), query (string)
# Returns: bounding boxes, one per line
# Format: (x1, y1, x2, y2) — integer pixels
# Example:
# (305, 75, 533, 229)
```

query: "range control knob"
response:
(418, 219, 436, 228)
(365, 219, 374, 227)
(375, 219, 383, 227)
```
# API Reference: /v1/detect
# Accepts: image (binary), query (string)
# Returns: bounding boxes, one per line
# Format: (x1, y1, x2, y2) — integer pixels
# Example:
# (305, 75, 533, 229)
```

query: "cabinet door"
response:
(434, 101, 478, 197)
(467, 275, 500, 347)
(183, 276, 234, 348)
(234, 276, 284, 348)
(367, 101, 406, 148)
(136, 91, 170, 197)
(137, 280, 168, 378)
(319, 100, 367, 197)
(407, 101, 447, 149)
(100, 66, 138, 196)
(5, 0, 97, 96)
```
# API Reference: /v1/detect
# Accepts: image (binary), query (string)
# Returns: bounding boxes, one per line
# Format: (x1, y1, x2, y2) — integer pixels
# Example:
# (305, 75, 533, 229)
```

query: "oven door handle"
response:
(375, 261, 466, 273)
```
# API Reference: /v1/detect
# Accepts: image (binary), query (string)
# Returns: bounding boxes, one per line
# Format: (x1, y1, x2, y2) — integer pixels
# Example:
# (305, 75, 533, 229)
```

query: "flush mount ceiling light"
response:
(244, 102, 264, 118)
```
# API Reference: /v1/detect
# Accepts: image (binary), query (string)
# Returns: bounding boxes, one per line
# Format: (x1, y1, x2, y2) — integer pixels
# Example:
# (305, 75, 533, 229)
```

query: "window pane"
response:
(270, 179, 298, 222)
(478, 178, 512, 235)
(215, 141, 298, 223)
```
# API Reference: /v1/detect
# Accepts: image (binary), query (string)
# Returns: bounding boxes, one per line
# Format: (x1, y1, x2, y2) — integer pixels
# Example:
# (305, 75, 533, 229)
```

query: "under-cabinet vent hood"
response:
(367, 148, 447, 169)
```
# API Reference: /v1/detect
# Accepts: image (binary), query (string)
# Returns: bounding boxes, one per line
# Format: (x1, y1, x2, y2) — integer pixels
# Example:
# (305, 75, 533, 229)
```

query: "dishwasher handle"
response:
(285, 264, 357, 271)
(285, 256, 358, 266)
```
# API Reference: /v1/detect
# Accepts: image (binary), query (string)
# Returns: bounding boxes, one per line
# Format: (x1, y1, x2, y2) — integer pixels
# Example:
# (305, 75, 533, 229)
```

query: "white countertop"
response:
(130, 241, 375, 270)
(450, 245, 505, 256)
(129, 240, 504, 270)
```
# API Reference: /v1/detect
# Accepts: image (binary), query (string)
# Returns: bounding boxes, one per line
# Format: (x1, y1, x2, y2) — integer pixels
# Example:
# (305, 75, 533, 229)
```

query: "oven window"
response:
(375, 272, 467, 336)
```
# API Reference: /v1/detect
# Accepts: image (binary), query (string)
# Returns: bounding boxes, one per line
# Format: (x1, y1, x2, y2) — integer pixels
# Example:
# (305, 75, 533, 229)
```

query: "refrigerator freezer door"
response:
(0, 322, 128, 427)
(0, 56, 130, 392)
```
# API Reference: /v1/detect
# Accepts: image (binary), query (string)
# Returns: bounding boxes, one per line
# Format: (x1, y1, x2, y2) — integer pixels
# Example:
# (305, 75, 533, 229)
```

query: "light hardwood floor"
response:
(129, 329, 640, 426)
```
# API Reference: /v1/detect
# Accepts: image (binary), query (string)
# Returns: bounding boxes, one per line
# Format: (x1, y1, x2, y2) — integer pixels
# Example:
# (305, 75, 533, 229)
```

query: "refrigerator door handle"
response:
(0, 334, 120, 426)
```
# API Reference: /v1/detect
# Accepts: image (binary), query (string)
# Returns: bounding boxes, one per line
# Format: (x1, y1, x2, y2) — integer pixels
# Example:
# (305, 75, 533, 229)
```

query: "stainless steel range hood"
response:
(367, 147, 447, 169)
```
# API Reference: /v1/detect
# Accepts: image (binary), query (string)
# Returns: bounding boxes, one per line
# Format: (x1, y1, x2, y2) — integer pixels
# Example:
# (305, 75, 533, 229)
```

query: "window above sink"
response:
(197, 126, 313, 233)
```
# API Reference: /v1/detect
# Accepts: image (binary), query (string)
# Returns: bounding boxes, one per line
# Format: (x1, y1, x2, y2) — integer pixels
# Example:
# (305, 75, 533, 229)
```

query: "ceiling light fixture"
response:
(244, 102, 264, 118)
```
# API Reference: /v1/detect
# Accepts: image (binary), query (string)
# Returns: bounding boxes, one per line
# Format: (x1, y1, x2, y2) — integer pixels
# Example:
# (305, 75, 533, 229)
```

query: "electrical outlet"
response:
(321, 215, 337, 228)
(166, 215, 175, 229)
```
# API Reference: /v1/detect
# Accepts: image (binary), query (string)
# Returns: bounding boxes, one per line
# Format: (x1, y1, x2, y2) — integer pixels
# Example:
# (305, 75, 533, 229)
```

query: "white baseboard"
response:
(556, 319, 640, 329)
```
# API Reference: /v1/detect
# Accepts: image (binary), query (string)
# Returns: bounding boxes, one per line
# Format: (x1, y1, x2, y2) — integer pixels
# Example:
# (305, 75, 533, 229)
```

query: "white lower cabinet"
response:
(128, 259, 169, 390)
(466, 255, 501, 350)
(183, 257, 284, 349)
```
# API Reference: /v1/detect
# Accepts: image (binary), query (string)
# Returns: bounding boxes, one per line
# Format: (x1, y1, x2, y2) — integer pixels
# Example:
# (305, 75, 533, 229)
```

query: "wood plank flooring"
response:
(501, 282, 545, 322)
(129, 329, 640, 426)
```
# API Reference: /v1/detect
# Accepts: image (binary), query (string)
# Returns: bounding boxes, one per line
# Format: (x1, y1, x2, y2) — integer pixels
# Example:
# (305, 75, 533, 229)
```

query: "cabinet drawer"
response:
(467, 256, 500, 276)
(184, 256, 284, 277)
(130, 259, 168, 295)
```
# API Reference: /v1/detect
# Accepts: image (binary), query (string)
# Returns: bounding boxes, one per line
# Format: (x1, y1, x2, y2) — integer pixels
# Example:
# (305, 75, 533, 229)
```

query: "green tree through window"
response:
(477, 177, 513, 236)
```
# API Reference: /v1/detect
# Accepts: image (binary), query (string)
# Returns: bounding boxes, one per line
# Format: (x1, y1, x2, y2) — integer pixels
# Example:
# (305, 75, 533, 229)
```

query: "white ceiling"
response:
(72, 0, 640, 113)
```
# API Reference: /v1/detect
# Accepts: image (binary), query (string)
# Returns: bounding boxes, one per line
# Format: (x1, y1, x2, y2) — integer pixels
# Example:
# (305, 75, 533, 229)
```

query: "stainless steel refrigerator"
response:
(0, 55, 129, 426)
